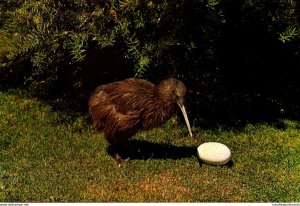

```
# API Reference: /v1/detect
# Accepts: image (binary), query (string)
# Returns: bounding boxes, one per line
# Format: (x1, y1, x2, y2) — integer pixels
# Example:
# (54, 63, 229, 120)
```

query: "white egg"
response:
(197, 142, 231, 165)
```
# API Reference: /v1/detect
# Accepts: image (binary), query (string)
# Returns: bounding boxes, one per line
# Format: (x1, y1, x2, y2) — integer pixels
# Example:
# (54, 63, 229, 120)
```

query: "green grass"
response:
(0, 90, 299, 202)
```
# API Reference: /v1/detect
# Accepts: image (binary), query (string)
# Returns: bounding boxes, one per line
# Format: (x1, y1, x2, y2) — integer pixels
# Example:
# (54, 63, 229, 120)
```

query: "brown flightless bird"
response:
(88, 78, 193, 167)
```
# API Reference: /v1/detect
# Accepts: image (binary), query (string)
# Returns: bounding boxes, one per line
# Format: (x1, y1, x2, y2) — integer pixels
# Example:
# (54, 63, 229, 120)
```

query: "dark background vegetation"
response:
(0, 0, 299, 127)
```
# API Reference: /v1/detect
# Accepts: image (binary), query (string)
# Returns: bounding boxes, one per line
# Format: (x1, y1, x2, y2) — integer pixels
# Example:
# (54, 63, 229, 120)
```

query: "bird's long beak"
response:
(177, 101, 193, 138)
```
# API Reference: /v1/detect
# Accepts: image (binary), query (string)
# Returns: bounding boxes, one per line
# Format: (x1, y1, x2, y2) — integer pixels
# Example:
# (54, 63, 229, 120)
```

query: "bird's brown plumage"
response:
(88, 78, 192, 166)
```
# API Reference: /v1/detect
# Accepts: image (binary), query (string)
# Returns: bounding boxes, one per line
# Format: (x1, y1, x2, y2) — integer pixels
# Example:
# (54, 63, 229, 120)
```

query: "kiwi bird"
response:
(88, 78, 193, 167)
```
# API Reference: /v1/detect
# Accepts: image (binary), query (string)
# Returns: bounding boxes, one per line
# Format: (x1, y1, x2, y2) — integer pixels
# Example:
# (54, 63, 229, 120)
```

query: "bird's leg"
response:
(112, 137, 126, 168)
(105, 133, 122, 167)
(110, 141, 122, 167)
(106, 132, 129, 168)
(114, 152, 122, 168)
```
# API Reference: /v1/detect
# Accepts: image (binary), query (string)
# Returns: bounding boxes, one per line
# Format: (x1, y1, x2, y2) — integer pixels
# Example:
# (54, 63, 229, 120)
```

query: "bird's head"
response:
(157, 78, 193, 138)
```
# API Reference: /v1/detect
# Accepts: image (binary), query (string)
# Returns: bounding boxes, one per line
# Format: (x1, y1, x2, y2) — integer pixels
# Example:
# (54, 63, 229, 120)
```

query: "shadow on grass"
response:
(107, 139, 197, 160)
(107, 140, 235, 168)
(197, 158, 234, 168)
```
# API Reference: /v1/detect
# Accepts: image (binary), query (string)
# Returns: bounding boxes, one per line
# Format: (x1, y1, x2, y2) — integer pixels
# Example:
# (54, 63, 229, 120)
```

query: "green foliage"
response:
(279, 26, 299, 43)
(0, 0, 225, 87)
(1, 0, 298, 81)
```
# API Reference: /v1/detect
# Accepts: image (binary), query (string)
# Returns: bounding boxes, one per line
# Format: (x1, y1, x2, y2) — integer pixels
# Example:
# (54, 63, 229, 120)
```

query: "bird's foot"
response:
(114, 153, 122, 168)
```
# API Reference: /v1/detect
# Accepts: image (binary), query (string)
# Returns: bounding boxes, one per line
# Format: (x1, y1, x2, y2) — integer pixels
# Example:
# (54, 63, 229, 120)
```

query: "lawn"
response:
(0, 90, 299, 202)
